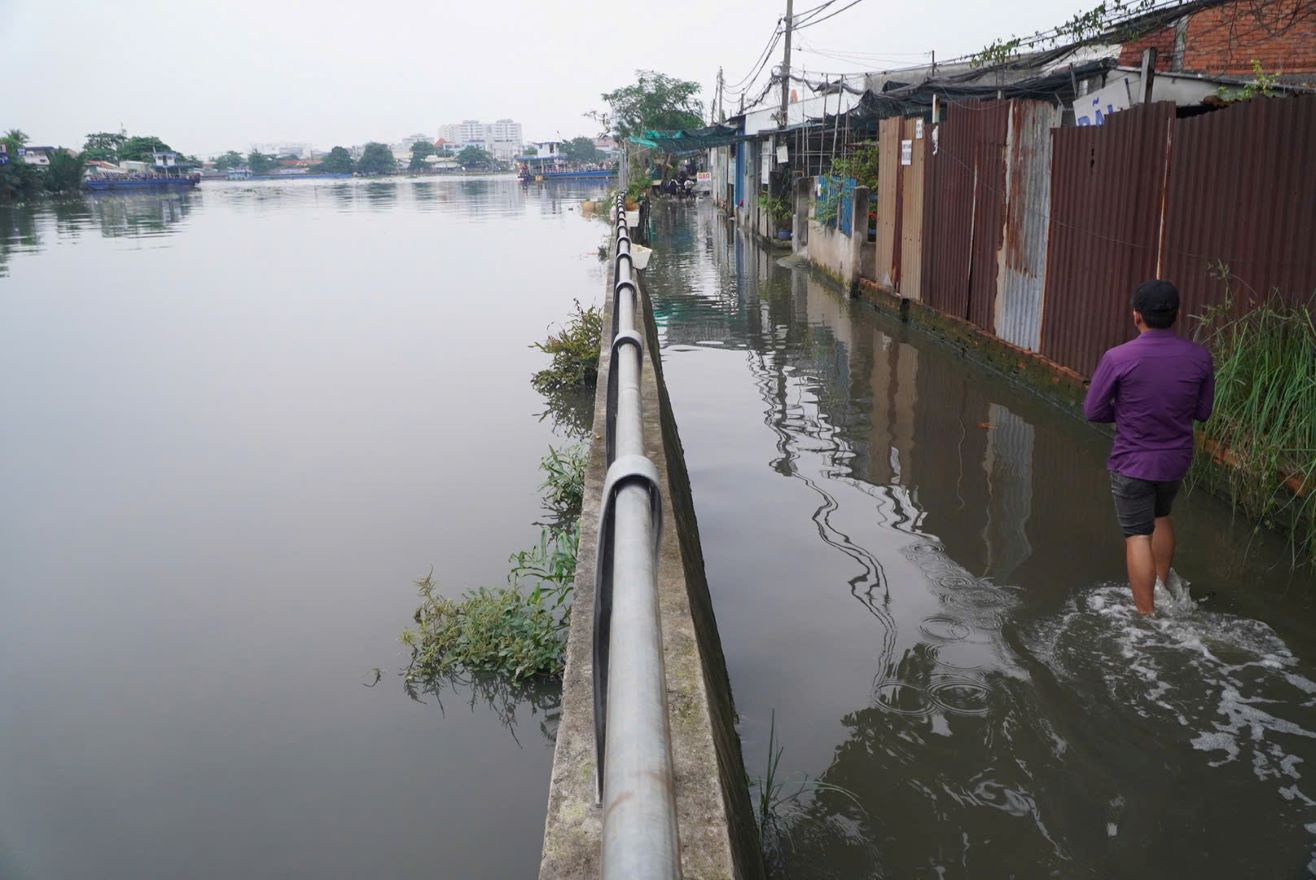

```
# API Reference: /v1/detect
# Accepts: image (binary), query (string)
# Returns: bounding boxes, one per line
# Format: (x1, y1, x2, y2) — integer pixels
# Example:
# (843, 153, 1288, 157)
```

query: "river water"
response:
(0, 178, 608, 879)
(643, 202, 1316, 878)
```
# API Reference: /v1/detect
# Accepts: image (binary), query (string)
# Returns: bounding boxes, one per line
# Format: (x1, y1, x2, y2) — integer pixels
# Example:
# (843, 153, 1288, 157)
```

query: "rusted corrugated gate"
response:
(922, 100, 1008, 324)
(1040, 102, 1176, 375)
(994, 101, 1062, 352)
(875, 117, 903, 290)
(1161, 96, 1316, 320)
(921, 100, 1056, 345)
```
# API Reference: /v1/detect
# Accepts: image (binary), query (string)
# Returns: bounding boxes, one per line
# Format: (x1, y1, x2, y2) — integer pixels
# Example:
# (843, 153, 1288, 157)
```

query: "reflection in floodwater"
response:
(645, 200, 1316, 879)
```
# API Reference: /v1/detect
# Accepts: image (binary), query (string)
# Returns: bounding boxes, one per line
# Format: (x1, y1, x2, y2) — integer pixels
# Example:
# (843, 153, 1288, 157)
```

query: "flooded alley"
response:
(643, 200, 1316, 879)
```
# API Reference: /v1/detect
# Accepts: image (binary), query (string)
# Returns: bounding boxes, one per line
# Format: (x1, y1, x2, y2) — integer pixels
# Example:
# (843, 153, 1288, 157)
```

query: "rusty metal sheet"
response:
(1040, 102, 1176, 375)
(875, 117, 903, 289)
(994, 101, 1062, 352)
(967, 131, 1007, 332)
(921, 100, 1010, 330)
(1160, 95, 1316, 322)
(899, 116, 928, 301)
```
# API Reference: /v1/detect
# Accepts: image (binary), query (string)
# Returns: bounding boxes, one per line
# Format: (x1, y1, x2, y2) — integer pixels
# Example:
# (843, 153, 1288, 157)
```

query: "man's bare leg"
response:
(1152, 515, 1175, 586)
(1125, 535, 1156, 614)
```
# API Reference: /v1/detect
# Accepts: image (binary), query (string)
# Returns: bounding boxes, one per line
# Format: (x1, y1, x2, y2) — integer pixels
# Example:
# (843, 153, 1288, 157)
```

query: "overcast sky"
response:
(1, 0, 1096, 157)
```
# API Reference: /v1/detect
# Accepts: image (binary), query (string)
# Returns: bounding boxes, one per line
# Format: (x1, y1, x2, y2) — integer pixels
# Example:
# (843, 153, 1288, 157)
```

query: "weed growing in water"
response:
(1191, 278, 1316, 568)
(531, 299, 603, 394)
(402, 576, 566, 684)
(752, 709, 864, 867)
(539, 443, 588, 523)
(401, 443, 588, 687)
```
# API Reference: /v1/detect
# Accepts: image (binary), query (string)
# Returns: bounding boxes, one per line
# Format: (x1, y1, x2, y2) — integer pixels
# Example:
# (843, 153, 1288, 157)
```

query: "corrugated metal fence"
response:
(882, 94, 1316, 377)
(1160, 96, 1316, 324)
(1041, 102, 1176, 375)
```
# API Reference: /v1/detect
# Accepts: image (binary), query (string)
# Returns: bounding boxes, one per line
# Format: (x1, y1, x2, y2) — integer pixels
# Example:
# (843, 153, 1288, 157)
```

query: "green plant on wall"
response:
(829, 143, 880, 192)
(1217, 59, 1281, 101)
(761, 193, 793, 230)
(814, 180, 842, 227)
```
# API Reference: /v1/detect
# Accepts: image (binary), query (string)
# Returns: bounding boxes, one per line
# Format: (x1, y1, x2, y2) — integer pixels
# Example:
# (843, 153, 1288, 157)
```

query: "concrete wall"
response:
(539, 253, 764, 880)
(804, 180, 871, 293)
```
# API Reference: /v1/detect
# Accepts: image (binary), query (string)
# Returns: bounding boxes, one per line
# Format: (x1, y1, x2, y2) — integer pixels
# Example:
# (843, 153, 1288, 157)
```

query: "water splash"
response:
(1027, 581, 1316, 866)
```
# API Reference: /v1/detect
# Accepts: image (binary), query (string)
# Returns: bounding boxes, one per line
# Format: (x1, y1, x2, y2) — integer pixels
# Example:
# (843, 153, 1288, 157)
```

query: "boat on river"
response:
(517, 166, 615, 183)
(85, 175, 200, 192)
(515, 141, 616, 182)
(84, 149, 200, 192)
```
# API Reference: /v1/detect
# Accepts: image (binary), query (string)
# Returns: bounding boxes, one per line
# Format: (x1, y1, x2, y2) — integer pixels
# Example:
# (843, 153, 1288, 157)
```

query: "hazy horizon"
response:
(2, 0, 1095, 158)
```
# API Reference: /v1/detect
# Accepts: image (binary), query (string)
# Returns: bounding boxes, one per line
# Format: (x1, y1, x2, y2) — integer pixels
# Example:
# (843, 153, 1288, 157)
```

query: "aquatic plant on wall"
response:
(401, 443, 586, 689)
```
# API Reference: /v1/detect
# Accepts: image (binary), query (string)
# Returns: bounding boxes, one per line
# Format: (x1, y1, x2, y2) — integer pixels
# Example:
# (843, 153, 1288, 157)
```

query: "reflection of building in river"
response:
(86, 192, 194, 239)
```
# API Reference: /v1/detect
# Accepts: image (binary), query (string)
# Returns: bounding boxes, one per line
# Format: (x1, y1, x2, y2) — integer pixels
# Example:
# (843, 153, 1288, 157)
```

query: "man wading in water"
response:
(1083, 280, 1215, 615)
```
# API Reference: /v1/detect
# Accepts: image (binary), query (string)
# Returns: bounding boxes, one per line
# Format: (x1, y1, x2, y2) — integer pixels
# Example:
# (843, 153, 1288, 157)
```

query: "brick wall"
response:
(1118, 27, 1177, 67)
(1118, 0, 1316, 75)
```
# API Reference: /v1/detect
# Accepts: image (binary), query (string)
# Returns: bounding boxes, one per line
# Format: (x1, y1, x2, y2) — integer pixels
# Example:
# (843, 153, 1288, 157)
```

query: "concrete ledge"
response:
(855, 278, 1089, 413)
(539, 251, 764, 880)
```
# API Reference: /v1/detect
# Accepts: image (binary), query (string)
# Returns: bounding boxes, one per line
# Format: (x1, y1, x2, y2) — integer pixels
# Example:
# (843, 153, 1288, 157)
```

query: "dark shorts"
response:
(1110, 471, 1181, 537)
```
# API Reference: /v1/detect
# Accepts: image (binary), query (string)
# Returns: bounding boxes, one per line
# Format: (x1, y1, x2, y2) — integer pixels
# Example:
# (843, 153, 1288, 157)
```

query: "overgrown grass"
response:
(1192, 285, 1316, 568)
(401, 443, 588, 688)
(530, 299, 603, 394)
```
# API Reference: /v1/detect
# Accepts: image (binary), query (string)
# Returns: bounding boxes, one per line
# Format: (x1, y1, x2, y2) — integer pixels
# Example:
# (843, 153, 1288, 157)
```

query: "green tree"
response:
(213, 150, 245, 170)
(315, 146, 354, 174)
(356, 142, 396, 175)
(43, 149, 85, 193)
(560, 136, 604, 164)
(408, 140, 435, 171)
(0, 162, 41, 201)
(525, 145, 538, 156)
(246, 151, 276, 174)
(592, 71, 703, 140)
(118, 135, 174, 162)
(82, 131, 127, 162)
(457, 145, 494, 170)
(4, 129, 29, 146)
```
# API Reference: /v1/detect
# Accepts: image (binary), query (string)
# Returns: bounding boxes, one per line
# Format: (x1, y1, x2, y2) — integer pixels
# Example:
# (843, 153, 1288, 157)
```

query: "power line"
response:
(725, 23, 784, 92)
(793, 0, 871, 31)
(792, 0, 839, 28)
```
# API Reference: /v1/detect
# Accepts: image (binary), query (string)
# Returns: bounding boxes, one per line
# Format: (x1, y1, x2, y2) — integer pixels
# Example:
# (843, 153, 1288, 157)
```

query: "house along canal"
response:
(0, 177, 609, 879)
(642, 200, 1316, 879)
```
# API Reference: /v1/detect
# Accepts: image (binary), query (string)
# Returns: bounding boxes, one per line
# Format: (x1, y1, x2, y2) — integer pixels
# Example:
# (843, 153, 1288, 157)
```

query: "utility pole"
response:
(716, 67, 725, 124)
(778, 0, 794, 130)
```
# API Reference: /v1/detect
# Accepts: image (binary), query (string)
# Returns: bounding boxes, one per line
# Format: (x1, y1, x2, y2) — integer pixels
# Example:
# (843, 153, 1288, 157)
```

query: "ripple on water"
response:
(928, 679, 992, 715)
(874, 681, 937, 717)
(920, 615, 972, 641)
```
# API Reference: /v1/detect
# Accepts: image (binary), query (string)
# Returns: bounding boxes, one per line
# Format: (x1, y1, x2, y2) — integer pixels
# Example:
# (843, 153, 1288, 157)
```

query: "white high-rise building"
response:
(438, 119, 523, 162)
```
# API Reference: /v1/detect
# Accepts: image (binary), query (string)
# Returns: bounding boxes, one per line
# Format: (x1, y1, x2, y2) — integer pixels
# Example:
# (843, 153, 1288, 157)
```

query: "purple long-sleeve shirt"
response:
(1083, 328, 1215, 481)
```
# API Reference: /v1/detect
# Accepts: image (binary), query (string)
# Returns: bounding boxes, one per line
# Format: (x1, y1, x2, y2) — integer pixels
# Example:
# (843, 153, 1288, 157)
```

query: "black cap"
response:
(1132, 279, 1180, 315)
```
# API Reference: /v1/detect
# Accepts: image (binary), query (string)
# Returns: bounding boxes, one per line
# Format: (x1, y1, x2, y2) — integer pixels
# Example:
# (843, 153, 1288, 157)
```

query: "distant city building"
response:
(438, 119, 523, 162)
(251, 142, 313, 159)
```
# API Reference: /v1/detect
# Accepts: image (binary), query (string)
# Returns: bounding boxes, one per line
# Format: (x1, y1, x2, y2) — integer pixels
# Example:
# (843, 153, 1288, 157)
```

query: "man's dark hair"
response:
(1132, 279, 1179, 329)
